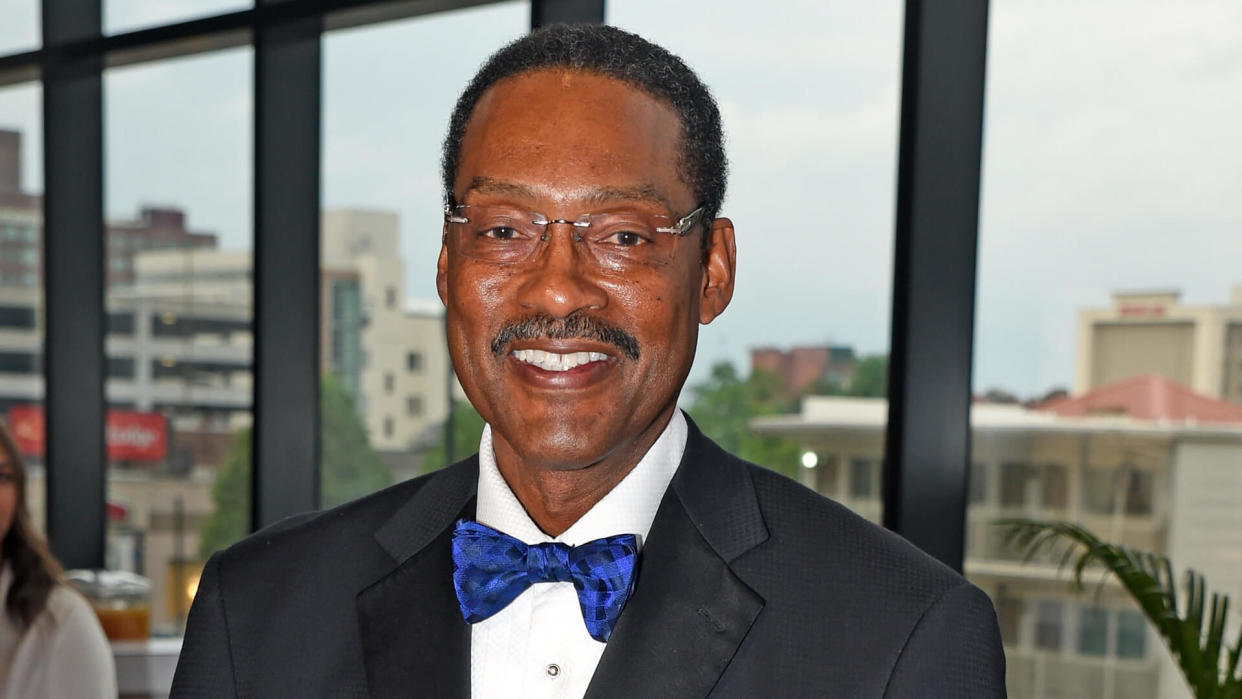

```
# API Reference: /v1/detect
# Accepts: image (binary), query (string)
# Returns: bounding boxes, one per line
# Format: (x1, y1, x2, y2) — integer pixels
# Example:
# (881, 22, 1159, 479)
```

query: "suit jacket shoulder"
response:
(700, 441, 1005, 697)
(172, 458, 479, 698)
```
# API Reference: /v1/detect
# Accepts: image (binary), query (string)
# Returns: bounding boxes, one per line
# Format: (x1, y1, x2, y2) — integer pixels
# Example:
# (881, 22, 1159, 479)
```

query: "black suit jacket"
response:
(171, 418, 1006, 698)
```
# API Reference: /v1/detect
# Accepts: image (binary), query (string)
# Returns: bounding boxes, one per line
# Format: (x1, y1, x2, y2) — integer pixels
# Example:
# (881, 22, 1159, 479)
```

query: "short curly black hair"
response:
(441, 23, 727, 229)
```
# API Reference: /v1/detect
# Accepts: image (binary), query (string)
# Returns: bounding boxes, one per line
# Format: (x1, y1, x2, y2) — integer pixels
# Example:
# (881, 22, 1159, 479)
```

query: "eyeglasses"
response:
(443, 204, 704, 271)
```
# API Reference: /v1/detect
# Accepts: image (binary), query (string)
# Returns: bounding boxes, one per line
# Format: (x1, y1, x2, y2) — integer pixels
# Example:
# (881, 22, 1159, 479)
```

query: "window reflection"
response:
(613, 0, 901, 526)
(318, 2, 527, 495)
(970, 0, 1242, 697)
(0, 1, 39, 55)
(0, 84, 43, 532)
(105, 1, 251, 36)
(104, 48, 253, 635)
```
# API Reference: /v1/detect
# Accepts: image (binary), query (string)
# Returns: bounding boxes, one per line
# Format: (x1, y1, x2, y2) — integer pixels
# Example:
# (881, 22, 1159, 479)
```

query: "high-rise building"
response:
(0, 129, 218, 290)
(0, 129, 217, 289)
(321, 209, 453, 469)
(1076, 287, 1242, 406)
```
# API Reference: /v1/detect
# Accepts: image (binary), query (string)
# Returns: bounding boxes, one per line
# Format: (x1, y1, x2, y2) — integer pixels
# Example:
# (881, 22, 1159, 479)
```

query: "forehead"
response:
(455, 69, 690, 208)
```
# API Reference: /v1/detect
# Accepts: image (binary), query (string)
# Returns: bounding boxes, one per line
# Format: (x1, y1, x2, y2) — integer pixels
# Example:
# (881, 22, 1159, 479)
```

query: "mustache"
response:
(491, 312, 641, 361)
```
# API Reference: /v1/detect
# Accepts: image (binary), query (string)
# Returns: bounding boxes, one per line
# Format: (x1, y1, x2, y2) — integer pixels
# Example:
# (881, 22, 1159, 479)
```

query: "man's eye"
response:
(481, 226, 521, 240)
(602, 230, 650, 247)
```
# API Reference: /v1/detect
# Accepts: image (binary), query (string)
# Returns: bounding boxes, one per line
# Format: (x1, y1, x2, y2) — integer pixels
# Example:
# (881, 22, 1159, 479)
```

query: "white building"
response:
(321, 209, 453, 460)
(752, 377, 1242, 699)
(1077, 286, 1242, 405)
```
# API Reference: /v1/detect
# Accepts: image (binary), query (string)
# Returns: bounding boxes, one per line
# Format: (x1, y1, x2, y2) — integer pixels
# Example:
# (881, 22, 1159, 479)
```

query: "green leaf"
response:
(996, 518, 1238, 698)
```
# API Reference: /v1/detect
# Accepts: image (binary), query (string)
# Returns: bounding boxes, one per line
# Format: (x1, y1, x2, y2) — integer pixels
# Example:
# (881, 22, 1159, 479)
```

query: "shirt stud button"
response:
(546, 664, 561, 679)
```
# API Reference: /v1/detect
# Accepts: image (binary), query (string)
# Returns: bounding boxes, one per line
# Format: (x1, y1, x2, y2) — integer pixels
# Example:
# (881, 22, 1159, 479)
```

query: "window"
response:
(1115, 610, 1147, 659)
(1082, 467, 1155, 516)
(0, 1, 38, 57)
(1082, 469, 1116, 515)
(105, 1, 251, 36)
(611, 0, 900, 524)
(1121, 469, 1154, 516)
(0, 82, 44, 531)
(1000, 462, 1031, 507)
(318, 2, 527, 507)
(996, 594, 1022, 643)
(104, 47, 254, 635)
(1034, 600, 1064, 651)
(969, 461, 988, 503)
(814, 454, 840, 498)
(849, 458, 876, 499)
(0, 305, 36, 329)
(1041, 463, 1068, 510)
(970, 1, 1242, 695)
(1077, 606, 1108, 656)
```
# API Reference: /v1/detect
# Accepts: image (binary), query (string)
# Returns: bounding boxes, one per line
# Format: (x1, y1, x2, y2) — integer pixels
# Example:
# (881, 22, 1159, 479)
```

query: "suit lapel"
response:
(585, 417, 769, 699)
(356, 458, 479, 699)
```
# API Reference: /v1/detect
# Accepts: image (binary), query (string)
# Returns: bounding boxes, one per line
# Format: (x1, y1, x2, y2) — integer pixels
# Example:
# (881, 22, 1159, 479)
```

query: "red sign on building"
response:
(7, 406, 168, 463)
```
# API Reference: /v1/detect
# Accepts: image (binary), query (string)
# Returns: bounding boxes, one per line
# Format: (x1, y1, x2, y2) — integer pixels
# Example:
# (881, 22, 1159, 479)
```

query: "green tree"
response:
(197, 428, 250, 560)
(320, 373, 393, 508)
(804, 376, 845, 397)
(686, 361, 804, 479)
(847, 355, 888, 398)
(419, 400, 486, 474)
(198, 374, 393, 558)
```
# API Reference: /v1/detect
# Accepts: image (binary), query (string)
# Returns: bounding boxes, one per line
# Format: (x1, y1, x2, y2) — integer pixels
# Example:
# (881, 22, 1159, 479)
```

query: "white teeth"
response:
(511, 349, 609, 371)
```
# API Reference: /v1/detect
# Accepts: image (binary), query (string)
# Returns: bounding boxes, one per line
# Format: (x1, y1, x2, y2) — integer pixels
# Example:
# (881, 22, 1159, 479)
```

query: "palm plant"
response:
(999, 518, 1242, 699)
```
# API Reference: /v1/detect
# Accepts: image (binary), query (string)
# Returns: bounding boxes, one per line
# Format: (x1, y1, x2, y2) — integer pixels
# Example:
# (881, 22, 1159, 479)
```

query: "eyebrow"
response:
(463, 177, 673, 212)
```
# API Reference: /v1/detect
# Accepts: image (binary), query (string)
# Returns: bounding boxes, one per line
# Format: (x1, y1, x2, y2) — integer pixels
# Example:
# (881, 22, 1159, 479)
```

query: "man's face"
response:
(438, 68, 735, 474)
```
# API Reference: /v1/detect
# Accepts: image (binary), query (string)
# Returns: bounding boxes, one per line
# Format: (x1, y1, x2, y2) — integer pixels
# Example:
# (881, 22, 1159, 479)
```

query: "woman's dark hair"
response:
(0, 423, 65, 628)
(442, 23, 728, 230)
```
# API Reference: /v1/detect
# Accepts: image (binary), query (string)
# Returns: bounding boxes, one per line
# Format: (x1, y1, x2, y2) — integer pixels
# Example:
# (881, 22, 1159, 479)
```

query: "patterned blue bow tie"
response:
(450, 519, 639, 643)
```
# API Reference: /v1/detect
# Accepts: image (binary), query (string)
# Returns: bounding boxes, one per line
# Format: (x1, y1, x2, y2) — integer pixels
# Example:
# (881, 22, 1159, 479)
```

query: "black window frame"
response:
(2, 0, 989, 573)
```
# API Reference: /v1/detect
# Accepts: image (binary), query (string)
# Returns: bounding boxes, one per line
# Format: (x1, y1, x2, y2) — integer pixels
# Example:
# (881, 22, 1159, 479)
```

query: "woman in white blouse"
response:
(0, 425, 116, 698)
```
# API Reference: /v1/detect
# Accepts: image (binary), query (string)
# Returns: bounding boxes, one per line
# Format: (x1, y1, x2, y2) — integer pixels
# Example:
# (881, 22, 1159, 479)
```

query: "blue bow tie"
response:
(450, 519, 639, 643)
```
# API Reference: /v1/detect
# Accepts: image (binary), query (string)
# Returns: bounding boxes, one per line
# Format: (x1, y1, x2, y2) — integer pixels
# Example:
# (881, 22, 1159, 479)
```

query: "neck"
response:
(491, 409, 675, 537)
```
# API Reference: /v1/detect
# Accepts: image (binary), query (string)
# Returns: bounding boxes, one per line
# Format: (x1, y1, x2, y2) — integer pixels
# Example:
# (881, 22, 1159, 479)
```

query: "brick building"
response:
(751, 344, 857, 396)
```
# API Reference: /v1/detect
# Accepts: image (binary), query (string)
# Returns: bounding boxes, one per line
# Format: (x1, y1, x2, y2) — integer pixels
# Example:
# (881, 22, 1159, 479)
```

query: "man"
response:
(172, 24, 1005, 698)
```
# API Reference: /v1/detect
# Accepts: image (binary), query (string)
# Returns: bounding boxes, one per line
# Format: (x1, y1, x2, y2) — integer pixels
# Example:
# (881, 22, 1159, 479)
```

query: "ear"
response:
(698, 217, 736, 325)
(436, 231, 450, 307)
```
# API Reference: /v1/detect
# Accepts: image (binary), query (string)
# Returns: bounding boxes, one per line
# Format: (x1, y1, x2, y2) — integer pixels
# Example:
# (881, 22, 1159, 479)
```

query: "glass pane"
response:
(1034, 600, 1063, 651)
(969, 461, 988, 504)
(0, 1, 39, 55)
(1000, 462, 1032, 508)
(105, 48, 253, 637)
(319, 3, 528, 504)
(106, 1, 251, 36)
(969, 1, 1241, 697)
(1114, 610, 1147, 660)
(613, 0, 903, 524)
(1041, 463, 1068, 510)
(1076, 606, 1108, 656)
(0, 82, 44, 533)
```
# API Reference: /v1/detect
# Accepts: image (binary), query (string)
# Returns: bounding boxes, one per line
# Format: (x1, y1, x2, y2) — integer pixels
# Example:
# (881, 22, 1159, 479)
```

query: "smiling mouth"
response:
(510, 349, 611, 372)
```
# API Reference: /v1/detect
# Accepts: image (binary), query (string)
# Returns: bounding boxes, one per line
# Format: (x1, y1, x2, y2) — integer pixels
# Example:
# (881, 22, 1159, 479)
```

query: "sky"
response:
(1, 0, 1240, 398)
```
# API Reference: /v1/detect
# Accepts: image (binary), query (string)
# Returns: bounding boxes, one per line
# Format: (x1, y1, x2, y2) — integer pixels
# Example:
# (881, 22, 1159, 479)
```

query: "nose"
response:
(514, 223, 608, 318)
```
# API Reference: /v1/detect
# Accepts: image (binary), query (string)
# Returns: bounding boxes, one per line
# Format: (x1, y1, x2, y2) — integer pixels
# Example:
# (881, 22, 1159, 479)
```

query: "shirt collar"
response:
(475, 410, 687, 550)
